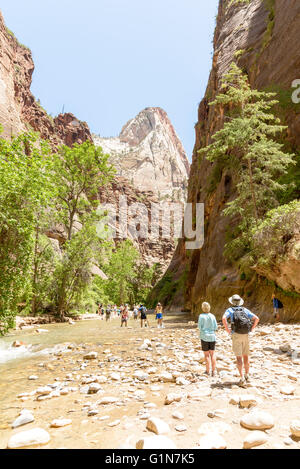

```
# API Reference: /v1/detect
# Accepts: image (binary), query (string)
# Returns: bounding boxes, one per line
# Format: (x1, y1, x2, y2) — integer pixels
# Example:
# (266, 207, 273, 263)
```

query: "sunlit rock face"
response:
(93, 107, 190, 203)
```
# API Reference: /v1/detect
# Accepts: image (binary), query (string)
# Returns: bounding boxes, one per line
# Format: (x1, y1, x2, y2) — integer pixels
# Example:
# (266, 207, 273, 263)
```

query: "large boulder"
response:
(7, 428, 50, 449)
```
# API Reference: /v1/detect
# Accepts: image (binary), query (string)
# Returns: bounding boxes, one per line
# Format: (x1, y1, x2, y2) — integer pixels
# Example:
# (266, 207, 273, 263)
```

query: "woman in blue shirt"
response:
(198, 302, 218, 377)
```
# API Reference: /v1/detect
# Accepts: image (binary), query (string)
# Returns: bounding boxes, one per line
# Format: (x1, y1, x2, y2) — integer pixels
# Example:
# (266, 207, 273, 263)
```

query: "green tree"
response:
(103, 240, 139, 305)
(0, 130, 54, 333)
(199, 63, 295, 261)
(50, 141, 115, 318)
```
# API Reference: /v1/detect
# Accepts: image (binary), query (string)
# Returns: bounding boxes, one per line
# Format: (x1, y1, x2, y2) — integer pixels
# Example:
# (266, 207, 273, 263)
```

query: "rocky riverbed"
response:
(0, 316, 300, 449)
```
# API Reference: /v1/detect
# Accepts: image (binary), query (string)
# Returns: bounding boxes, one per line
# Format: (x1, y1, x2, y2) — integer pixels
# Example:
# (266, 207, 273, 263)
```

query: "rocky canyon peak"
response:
(93, 107, 190, 202)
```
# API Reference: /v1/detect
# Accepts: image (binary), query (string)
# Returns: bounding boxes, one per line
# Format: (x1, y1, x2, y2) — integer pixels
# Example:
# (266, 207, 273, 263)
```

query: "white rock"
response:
(175, 424, 187, 432)
(280, 385, 295, 395)
(110, 372, 121, 381)
(96, 376, 108, 384)
(146, 417, 170, 435)
(239, 394, 257, 409)
(83, 352, 98, 360)
(243, 431, 268, 449)
(107, 420, 120, 427)
(7, 428, 50, 448)
(188, 388, 212, 399)
(98, 396, 118, 405)
(36, 386, 52, 396)
(133, 370, 149, 381)
(88, 383, 102, 394)
(12, 412, 34, 429)
(240, 410, 275, 430)
(159, 372, 174, 383)
(165, 393, 182, 405)
(290, 420, 300, 438)
(28, 375, 38, 381)
(176, 377, 190, 386)
(136, 436, 177, 449)
(172, 411, 184, 420)
(50, 419, 72, 428)
(198, 422, 232, 436)
(198, 432, 227, 449)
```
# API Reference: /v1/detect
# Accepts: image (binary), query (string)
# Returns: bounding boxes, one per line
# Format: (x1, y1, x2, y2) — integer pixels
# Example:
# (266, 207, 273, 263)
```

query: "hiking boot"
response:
(238, 378, 246, 388)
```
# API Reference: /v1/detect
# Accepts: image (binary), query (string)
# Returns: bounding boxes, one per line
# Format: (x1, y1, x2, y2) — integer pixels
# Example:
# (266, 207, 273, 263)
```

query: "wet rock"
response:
(136, 436, 177, 449)
(146, 417, 170, 435)
(7, 428, 50, 448)
(12, 341, 25, 348)
(243, 431, 269, 449)
(240, 410, 275, 431)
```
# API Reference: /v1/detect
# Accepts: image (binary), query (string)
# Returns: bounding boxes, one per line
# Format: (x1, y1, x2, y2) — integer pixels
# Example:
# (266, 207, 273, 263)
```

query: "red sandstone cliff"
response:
(0, 11, 92, 146)
(160, 0, 300, 321)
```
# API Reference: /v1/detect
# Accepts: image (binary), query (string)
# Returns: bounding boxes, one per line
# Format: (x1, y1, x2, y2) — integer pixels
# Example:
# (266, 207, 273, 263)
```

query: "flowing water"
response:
(0, 313, 193, 448)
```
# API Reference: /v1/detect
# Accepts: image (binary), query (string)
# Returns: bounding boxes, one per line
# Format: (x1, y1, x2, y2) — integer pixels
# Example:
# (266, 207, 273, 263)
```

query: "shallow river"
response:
(0, 313, 194, 449)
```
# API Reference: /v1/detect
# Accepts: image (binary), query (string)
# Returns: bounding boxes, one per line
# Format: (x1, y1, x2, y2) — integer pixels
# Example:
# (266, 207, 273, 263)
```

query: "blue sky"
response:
(1, 0, 219, 159)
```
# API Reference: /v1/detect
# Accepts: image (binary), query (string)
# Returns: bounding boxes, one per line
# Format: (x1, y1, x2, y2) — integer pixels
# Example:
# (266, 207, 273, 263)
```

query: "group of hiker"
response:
(97, 292, 283, 388)
(198, 293, 283, 387)
(97, 302, 164, 329)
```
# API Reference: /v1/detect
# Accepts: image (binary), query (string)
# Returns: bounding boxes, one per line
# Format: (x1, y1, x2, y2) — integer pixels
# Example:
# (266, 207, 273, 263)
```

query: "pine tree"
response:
(199, 63, 295, 260)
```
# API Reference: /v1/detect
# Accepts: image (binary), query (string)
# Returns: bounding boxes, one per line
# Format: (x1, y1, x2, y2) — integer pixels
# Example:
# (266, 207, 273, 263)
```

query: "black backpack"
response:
(231, 307, 252, 334)
(278, 300, 283, 309)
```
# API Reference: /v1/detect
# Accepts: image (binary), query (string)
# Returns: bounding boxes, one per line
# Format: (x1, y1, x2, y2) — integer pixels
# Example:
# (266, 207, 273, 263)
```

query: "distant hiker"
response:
(139, 304, 149, 328)
(272, 294, 283, 322)
(222, 294, 259, 387)
(133, 306, 139, 320)
(97, 303, 102, 315)
(155, 303, 164, 329)
(121, 306, 129, 327)
(198, 302, 218, 377)
(106, 305, 112, 322)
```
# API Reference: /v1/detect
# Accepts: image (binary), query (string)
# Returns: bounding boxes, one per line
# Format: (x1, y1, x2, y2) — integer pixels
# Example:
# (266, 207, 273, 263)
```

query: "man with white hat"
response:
(222, 294, 259, 387)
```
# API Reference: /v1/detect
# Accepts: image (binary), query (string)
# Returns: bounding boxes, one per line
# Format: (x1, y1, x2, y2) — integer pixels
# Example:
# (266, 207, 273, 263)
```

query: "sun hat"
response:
(229, 294, 244, 306)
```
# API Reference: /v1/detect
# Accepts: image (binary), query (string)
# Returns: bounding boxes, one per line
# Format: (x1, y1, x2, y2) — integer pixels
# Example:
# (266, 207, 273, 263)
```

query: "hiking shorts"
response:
(232, 333, 249, 356)
(201, 340, 216, 352)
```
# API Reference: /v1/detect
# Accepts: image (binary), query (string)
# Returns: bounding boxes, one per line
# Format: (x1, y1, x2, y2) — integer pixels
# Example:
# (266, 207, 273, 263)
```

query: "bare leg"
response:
(236, 356, 243, 378)
(243, 355, 249, 375)
(204, 351, 210, 374)
(209, 350, 216, 374)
